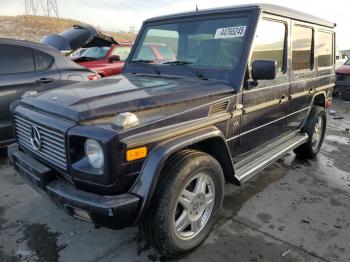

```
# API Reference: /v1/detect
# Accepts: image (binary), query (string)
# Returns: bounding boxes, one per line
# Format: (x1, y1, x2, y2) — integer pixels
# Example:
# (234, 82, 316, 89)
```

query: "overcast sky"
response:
(0, 0, 349, 49)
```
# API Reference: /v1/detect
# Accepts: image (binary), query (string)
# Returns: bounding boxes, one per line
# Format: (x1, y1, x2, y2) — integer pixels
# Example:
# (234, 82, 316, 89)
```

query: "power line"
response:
(24, 0, 59, 17)
(129, 25, 136, 33)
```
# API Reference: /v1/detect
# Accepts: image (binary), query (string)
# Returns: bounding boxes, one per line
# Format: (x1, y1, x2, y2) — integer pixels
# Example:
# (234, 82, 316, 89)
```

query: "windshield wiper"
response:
(163, 60, 206, 80)
(130, 59, 160, 75)
(162, 60, 193, 65)
(130, 59, 155, 64)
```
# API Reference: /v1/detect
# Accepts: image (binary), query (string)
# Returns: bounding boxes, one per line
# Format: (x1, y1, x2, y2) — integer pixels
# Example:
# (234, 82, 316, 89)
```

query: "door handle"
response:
(35, 78, 54, 84)
(279, 96, 289, 104)
(308, 88, 316, 94)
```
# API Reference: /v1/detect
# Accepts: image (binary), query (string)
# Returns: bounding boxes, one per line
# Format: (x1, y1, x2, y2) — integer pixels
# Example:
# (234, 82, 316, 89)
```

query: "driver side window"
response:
(251, 19, 286, 73)
(112, 46, 132, 61)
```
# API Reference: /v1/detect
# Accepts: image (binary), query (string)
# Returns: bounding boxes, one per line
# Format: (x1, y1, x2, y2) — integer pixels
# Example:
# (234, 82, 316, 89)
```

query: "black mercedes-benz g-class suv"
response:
(9, 4, 335, 257)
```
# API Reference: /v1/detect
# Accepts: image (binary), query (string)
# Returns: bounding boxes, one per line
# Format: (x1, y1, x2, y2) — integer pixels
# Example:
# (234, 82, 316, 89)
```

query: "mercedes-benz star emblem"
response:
(30, 126, 42, 151)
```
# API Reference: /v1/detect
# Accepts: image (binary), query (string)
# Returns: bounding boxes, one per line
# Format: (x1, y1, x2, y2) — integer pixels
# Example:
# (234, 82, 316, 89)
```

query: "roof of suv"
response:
(145, 3, 335, 28)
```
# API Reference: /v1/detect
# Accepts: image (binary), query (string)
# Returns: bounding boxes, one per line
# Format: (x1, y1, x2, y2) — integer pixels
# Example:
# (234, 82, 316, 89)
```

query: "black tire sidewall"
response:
(341, 88, 350, 101)
(149, 151, 224, 255)
(305, 107, 327, 155)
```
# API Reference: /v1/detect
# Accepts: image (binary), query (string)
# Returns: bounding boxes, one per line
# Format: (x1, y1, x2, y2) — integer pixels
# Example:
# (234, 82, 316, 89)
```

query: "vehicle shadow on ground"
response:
(0, 148, 8, 165)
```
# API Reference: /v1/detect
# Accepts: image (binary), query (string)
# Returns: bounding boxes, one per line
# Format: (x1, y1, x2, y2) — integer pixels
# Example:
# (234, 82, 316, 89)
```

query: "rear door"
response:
(0, 44, 60, 142)
(287, 22, 316, 130)
(238, 16, 290, 155)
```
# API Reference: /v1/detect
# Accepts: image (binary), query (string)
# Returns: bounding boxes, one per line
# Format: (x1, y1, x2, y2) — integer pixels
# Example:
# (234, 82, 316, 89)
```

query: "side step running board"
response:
(234, 132, 308, 183)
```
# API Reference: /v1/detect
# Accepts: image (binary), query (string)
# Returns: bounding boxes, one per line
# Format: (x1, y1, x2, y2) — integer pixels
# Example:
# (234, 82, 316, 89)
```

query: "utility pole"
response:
(129, 25, 136, 33)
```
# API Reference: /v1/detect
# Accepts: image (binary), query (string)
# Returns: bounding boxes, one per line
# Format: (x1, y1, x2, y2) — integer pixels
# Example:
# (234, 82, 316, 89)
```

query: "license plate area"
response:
(13, 151, 55, 188)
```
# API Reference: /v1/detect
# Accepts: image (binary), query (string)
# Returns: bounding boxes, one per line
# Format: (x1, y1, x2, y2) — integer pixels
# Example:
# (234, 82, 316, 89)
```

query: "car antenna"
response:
(196, 4, 199, 12)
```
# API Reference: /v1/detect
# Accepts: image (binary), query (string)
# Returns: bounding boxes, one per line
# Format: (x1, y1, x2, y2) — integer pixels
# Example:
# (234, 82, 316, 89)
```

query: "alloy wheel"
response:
(312, 115, 324, 150)
(173, 173, 216, 240)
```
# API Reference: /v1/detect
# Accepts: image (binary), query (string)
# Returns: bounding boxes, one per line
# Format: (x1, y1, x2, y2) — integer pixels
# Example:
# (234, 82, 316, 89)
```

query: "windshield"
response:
(80, 47, 110, 59)
(345, 58, 350, 65)
(130, 17, 248, 69)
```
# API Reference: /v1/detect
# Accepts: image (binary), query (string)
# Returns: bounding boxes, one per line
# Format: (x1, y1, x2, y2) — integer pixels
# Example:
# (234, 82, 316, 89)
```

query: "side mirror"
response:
(108, 55, 120, 63)
(252, 60, 277, 81)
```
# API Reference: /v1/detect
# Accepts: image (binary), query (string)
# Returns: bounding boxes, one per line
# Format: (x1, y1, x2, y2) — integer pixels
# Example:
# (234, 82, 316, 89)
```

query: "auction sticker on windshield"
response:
(214, 26, 246, 39)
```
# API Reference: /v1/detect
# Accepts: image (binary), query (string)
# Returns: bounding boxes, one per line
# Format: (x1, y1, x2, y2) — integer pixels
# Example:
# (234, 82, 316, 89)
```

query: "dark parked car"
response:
(40, 24, 118, 54)
(335, 58, 350, 100)
(9, 4, 335, 257)
(0, 38, 100, 147)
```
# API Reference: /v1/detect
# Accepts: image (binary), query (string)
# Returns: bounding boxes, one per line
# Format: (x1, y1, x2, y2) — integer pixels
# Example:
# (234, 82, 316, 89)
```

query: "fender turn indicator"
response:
(325, 98, 332, 108)
(126, 147, 148, 161)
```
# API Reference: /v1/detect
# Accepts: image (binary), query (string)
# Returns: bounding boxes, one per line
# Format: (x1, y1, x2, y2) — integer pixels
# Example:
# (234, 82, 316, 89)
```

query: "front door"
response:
(238, 16, 291, 155)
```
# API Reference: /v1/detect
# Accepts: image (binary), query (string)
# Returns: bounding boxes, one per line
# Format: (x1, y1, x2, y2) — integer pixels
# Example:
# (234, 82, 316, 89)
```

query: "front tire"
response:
(140, 150, 224, 257)
(294, 106, 326, 159)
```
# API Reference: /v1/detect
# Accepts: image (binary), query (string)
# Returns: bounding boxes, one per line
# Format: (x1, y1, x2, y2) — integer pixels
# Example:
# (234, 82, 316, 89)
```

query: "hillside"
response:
(0, 15, 136, 44)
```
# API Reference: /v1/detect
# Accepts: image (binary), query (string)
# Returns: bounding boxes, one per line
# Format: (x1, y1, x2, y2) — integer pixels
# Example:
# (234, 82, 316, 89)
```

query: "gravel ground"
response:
(0, 99, 349, 262)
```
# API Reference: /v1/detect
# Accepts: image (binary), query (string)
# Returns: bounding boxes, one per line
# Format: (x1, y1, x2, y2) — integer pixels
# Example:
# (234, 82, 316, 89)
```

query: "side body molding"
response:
(130, 126, 234, 224)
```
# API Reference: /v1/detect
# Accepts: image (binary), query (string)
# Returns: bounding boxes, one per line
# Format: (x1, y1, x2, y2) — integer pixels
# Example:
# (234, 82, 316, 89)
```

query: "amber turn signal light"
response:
(126, 147, 147, 161)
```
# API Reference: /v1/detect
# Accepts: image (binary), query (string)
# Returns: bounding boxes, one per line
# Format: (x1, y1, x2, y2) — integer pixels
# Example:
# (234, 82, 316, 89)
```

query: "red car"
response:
(74, 44, 133, 77)
(41, 25, 176, 77)
(335, 58, 350, 100)
(41, 25, 131, 77)
(134, 44, 176, 63)
(74, 43, 176, 77)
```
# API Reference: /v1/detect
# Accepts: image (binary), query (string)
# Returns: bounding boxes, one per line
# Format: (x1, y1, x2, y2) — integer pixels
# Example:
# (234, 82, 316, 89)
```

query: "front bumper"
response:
(11, 146, 140, 229)
(0, 120, 15, 148)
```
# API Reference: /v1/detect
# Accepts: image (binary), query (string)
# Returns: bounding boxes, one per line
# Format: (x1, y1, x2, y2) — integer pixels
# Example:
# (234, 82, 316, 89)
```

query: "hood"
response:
(40, 24, 118, 52)
(20, 74, 234, 122)
(336, 64, 350, 75)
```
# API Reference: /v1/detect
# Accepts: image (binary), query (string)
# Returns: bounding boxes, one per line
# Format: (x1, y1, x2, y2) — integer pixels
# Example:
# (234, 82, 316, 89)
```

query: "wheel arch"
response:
(130, 126, 237, 225)
(312, 91, 326, 108)
(191, 136, 239, 185)
(301, 91, 327, 129)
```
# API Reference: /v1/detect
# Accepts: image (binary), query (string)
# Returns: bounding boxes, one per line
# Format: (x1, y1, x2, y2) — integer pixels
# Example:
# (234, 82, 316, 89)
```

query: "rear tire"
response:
(341, 88, 350, 101)
(140, 150, 224, 257)
(294, 106, 326, 159)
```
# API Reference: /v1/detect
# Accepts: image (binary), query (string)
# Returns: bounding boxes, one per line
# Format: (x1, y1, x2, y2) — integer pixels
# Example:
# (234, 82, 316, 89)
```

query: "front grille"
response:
(14, 114, 68, 171)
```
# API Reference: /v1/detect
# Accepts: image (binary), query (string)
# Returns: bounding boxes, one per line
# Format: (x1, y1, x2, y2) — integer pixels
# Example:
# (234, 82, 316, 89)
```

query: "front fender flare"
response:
(130, 126, 232, 225)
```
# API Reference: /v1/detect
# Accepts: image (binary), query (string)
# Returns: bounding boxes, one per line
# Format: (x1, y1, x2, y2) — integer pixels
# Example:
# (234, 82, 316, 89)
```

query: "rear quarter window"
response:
(317, 31, 334, 68)
(34, 51, 54, 71)
(0, 45, 35, 75)
(292, 25, 313, 71)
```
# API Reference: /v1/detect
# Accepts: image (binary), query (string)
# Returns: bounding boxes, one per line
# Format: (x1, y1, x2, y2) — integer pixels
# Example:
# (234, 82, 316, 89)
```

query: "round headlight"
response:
(84, 139, 104, 169)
